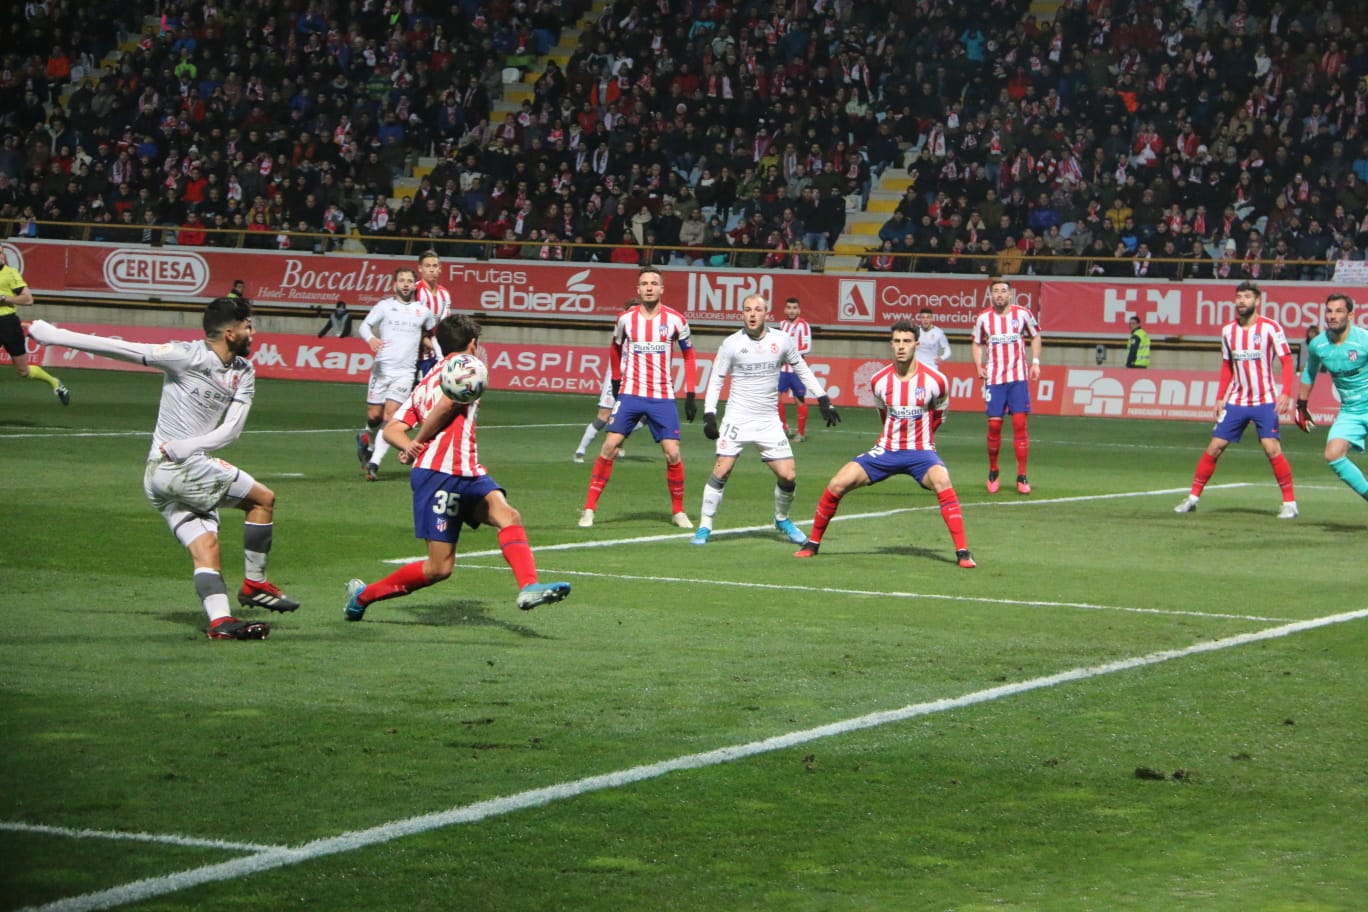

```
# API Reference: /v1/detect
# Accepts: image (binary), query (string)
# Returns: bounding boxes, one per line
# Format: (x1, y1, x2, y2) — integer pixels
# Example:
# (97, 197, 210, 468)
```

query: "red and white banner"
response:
(16, 323, 1345, 423)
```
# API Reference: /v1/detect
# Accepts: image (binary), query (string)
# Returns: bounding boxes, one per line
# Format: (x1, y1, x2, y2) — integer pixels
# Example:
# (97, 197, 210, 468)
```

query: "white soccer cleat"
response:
(1173, 495, 1199, 513)
(671, 511, 693, 529)
(577, 508, 595, 528)
(572, 451, 585, 463)
(1277, 501, 1299, 519)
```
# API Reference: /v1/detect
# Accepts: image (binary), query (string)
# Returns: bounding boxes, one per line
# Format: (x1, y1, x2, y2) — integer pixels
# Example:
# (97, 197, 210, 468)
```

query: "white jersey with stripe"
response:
(973, 305, 1039, 384)
(1221, 315, 1290, 407)
(614, 303, 692, 399)
(397, 362, 486, 477)
(706, 326, 826, 419)
(871, 361, 948, 451)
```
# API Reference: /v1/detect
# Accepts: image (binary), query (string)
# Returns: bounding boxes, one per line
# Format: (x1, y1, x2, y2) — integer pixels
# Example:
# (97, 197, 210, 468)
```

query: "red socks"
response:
(1011, 412, 1029, 475)
(809, 487, 842, 544)
(667, 460, 685, 513)
(937, 488, 968, 551)
(986, 417, 1003, 472)
(498, 524, 538, 589)
(584, 455, 615, 510)
(360, 560, 431, 605)
(796, 400, 808, 435)
(1269, 453, 1295, 502)
(1190, 451, 1218, 496)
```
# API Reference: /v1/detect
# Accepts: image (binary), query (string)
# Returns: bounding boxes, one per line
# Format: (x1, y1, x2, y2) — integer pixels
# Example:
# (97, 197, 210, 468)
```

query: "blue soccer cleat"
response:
(690, 527, 711, 545)
(516, 581, 572, 610)
(775, 518, 806, 545)
(344, 578, 367, 621)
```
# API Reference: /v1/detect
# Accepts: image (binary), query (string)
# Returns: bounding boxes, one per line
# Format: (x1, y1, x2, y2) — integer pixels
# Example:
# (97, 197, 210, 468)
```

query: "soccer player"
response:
(1174, 281, 1298, 518)
(972, 277, 1041, 494)
(777, 297, 812, 441)
(573, 298, 639, 463)
(356, 266, 436, 481)
(28, 300, 299, 640)
(414, 249, 451, 379)
(793, 320, 975, 569)
(578, 268, 698, 529)
(692, 293, 840, 545)
(0, 248, 68, 404)
(915, 307, 951, 369)
(1294, 293, 1368, 503)
(344, 314, 571, 619)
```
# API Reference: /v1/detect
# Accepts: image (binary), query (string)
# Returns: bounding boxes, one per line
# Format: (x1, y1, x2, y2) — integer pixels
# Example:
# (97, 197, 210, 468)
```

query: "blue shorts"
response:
(1326, 410, 1368, 452)
(410, 468, 504, 543)
(852, 446, 945, 486)
(778, 372, 807, 399)
(985, 380, 1031, 418)
(1213, 402, 1281, 442)
(416, 356, 439, 381)
(608, 393, 680, 441)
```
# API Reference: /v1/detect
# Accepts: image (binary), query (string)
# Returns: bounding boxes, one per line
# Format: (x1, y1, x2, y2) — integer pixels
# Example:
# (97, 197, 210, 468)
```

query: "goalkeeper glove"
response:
(1293, 399, 1316, 433)
(817, 395, 840, 427)
(684, 390, 697, 422)
(703, 412, 719, 440)
(610, 378, 621, 399)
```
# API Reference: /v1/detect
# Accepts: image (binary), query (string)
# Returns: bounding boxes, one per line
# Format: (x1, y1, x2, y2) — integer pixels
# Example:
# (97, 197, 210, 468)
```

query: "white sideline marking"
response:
(0, 822, 279, 854)
(22, 607, 1368, 912)
(451, 564, 1292, 624)
(383, 484, 1254, 564)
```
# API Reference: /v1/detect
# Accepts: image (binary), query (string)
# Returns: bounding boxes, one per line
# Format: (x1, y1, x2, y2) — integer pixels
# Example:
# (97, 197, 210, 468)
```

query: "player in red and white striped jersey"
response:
(1174, 281, 1298, 517)
(793, 320, 975, 568)
(777, 297, 813, 441)
(972, 277, 1041, 494)
(415, 249, 452, 379)
(579, 268, 699, 529)
(342, 314, 571, 620)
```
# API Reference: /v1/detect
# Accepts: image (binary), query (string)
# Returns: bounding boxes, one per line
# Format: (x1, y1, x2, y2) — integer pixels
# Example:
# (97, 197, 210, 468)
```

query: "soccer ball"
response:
(439, 353, 488, 403)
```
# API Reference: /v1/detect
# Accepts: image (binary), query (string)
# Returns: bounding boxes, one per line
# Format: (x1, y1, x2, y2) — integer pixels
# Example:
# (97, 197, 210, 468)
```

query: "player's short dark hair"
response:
(918, 307, 934, 316)
(419, 249, 440, 262)
(1236, 280, 1262, 297)
(891, 319, 920, 339)
(394, 266, 417, 281)
(436, 313, 481, 355)
(1327, 292, 1355, 312)
(785, 296, 800, 305)
(204, 296, 250, 335)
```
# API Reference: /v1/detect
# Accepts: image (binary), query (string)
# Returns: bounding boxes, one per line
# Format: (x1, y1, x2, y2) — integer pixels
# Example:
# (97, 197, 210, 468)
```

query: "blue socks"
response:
(1328, 457, 1368, 498)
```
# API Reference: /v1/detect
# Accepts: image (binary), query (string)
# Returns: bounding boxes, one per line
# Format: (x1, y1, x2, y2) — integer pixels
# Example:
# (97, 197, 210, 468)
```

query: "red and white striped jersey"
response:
(417, 281, 452, 322)
(779, 316, 811, 373)
(1221, 316, 1290, 406)
(973, 305, 1039, 384)
(397, 362, 486, 478)
(613, 304, 693, 399)
(871, 362, 948, 451)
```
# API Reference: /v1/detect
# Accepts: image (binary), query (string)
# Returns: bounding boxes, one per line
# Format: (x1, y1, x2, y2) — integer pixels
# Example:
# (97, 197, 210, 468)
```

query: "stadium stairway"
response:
(824, 167, 914, 272)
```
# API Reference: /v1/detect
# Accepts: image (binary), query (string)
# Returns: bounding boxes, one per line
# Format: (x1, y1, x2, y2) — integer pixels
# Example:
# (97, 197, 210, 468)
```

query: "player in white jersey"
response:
(793, 320, 975, 568)
(777, 297, 813, 441)
(691, 293, 840, 545)
(415, 249, 452, 379)
(1174, 281, 1298, 517)
(972, 277, 1041, 494)
(915, 307, 951, 368)
(579, 268, 698, 529)
(356, 266, 437, 481)
(343, 314, 571, 620)
(28, 299, 299, 639)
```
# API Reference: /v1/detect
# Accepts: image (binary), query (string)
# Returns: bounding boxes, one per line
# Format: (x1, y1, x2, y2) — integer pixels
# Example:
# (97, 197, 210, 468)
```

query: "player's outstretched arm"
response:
(27, 320, 161, 366)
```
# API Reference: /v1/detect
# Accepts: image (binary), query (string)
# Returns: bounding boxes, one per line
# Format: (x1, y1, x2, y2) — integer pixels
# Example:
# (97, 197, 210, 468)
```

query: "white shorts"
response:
(715, 412, 794, 461)
(596, 375, 616, 410)
(144, 452, 258, 547)
(368, 369, 416, 406)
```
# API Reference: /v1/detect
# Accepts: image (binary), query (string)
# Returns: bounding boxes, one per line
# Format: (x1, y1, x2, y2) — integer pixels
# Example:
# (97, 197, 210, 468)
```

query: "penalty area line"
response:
(0, 821, 280, 854)
(24, 606, 1368, 912)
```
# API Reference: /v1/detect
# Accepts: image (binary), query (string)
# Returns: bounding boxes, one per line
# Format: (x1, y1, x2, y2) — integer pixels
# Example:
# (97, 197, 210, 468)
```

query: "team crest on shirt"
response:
(1351, 351, 1359, 362)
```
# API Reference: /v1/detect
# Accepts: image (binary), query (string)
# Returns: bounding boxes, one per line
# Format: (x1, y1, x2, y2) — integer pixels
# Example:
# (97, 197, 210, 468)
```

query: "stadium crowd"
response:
(2, 0, 1368, 276)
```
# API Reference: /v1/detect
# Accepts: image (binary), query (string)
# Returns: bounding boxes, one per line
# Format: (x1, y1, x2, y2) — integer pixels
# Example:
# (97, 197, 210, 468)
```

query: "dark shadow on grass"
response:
(872, 544, 957, 565)
(387, 599, 554, 638)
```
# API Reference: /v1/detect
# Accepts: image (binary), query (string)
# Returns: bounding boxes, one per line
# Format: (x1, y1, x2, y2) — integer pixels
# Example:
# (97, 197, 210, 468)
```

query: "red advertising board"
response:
(16, 323, 1345, 423)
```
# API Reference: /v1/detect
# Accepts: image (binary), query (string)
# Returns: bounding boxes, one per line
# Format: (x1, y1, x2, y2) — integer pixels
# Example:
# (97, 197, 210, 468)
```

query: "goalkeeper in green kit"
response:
(1295, 293, 1368, 501)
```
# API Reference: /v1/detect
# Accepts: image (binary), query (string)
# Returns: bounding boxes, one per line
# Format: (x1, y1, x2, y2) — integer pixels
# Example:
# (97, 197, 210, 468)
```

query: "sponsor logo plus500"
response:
(477, 268, 597, 313)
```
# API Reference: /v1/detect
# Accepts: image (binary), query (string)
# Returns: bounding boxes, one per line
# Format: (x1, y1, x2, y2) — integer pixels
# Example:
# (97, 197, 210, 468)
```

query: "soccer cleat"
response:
(1277, 501, 1299, 519)
(690, 527, 711, 545)
(671, 511, 693, 529)
(344, 578, 367, 621)
(356, 431, 372, 466)
(795, 433, 806, 443)
(1173, 495, 1199, 513)
(572, 451, 585, 463)
(956, 549, 977, 569)
(783, 426, 795, 439)
(55, 383, 70, 406)
(793, 540, 820, 558)
(616, 446, 626, 458)
(207, 616, 270, 640)
(577, 508, 595, 528)
(1016, 474, 1031, 495)
(365, 462, 379, 482)
(238, 580, 300, 613)
(986, 469, 1000, 494)
(775, 518, 807, 545)
(516, 581, 572, 610)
